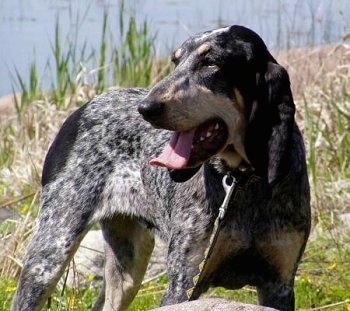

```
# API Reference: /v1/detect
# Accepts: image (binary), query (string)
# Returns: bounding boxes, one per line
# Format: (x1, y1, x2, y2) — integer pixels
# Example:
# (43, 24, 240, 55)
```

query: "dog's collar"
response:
(186, 162, 261, 300)
(218, 162, 260, 219)
(228, 160, 257, 180)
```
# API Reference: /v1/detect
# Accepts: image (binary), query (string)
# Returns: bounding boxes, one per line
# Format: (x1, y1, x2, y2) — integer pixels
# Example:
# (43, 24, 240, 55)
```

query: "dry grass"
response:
(0, 92, 94, 279)
(277, 44, 350, 217)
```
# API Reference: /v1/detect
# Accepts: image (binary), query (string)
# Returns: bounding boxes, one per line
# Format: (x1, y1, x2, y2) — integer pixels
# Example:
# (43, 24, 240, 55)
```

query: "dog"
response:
(12, 25, 310, 311)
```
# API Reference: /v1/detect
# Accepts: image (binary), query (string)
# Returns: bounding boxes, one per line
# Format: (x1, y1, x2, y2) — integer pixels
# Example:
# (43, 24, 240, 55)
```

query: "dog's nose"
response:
(138, 100, 164, 121)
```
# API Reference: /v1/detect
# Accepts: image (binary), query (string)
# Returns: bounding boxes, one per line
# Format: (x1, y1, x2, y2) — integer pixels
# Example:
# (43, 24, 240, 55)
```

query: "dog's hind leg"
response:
(94, 215, 154, 311)
(12, 189, 95, 311)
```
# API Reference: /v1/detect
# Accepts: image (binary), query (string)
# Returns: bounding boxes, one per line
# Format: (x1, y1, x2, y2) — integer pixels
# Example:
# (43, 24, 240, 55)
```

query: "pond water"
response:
(0, 0, 349, 96)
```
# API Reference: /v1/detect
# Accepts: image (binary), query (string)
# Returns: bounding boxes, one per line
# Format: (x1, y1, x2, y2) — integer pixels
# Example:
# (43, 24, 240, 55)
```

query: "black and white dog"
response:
(13, 25, 310, 311)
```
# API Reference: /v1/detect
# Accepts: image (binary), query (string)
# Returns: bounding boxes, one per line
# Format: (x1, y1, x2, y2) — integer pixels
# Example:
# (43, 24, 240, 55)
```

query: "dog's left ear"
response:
(245, 61, 295, 185)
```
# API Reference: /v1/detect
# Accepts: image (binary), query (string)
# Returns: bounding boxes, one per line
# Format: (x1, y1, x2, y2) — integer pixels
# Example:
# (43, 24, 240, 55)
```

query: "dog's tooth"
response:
(200, 136, 205, 142)
(206, 131, 212, 138)
(214, 123, 219, 130)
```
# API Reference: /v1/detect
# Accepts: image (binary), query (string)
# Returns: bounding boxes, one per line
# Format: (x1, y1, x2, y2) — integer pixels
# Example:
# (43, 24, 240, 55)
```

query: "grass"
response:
(1, 6, 350, 311)
(299, 48, 350, 220)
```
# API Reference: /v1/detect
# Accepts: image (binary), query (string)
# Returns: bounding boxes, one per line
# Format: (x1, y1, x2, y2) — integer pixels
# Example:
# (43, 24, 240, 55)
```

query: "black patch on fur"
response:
(245, 63, 295, 185)
(41, 104, 87, 186)
(168, 166, 201, 183)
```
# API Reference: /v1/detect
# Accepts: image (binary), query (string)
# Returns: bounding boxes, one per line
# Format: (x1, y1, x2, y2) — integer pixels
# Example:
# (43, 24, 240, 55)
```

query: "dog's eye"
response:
(171, 51, 181, 66)
(202, 58, 217, 68)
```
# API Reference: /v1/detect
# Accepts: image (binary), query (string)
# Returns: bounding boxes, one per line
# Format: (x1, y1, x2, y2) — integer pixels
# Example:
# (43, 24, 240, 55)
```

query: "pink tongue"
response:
(149, 129, 196, 169)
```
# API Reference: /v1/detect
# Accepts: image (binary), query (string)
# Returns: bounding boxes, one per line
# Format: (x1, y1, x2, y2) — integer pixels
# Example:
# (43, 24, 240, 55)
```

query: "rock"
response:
(145, 235, 167, 281)
(64, 229, 167, 287)
(150, 298, 278, 311)
(0, 207, 18, 222)
(64, 230, 105, 287)
(339, 213, 350, 228)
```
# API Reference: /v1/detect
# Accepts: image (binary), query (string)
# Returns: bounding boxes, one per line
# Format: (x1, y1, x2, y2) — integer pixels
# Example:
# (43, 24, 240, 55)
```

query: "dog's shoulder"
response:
(42, 88, 161, 186)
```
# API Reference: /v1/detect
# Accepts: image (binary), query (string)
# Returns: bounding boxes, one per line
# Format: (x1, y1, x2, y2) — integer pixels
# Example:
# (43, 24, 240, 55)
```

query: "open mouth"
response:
(149, 119, 228, 169)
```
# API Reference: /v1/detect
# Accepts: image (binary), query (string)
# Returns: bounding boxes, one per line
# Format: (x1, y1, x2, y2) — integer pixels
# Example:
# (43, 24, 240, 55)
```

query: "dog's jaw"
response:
(218, 145, 246, 169)
(149, 119, 228, 170)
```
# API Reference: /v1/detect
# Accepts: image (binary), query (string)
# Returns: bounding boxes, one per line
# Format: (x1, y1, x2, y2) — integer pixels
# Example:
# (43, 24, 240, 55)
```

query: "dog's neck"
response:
(218, 144, 250, 169)
(209, 154, 261, 184)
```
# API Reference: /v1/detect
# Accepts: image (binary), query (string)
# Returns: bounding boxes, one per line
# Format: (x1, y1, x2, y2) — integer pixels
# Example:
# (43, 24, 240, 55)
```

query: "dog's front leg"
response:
(160, 232, 210, 306)
(96, 215, 154, 311)
(257, 280, 295, 311)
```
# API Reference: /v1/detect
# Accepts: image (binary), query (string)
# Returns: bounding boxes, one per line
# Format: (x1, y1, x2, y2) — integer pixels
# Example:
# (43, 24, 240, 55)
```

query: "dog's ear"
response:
(245, 61, 295, 185)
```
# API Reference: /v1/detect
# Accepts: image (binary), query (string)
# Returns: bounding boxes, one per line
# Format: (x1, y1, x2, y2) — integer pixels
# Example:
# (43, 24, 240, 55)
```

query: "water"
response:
(0, 0, 349, 96)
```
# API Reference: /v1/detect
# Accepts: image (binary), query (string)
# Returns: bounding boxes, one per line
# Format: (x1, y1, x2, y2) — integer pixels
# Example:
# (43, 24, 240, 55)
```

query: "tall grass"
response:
(52, 17, 76, 106)
(297, 77, 350, 311)
(112, 13, 155, 87)
(13, 63, 41, 114)
(97, 11, 108, 94)
(10, 4, 168, 112)
(300, 53, 350, 219)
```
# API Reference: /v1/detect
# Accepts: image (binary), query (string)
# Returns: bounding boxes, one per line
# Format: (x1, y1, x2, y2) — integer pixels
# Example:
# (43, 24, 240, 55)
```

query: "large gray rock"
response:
(64, 230, 105, 287)
(151, 298, 278, 311)
(64, 230, 167, 287)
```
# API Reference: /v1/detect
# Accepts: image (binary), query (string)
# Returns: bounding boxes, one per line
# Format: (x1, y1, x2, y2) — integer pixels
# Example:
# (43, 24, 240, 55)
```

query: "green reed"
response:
(11, 5, 159, 111)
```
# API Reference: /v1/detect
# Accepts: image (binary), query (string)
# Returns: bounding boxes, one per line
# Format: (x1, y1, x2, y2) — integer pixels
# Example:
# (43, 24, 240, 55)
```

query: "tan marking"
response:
(187, 228, 248, 278)
(174, 48, 182, 60)
(187, 230, 306, 287)
(233, 88, 245, 110)
(201, 229, 249, 276)
(256, 230, 306, 282)
(197, 43, 211, 56)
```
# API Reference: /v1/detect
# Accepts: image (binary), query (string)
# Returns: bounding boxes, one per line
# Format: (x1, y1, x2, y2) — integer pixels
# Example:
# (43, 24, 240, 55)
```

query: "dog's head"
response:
(138, 25, 295, 184)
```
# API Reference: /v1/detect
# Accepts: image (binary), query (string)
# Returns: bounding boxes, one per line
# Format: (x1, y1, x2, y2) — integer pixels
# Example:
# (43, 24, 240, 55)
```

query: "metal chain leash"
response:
(186, 174, 237, 300)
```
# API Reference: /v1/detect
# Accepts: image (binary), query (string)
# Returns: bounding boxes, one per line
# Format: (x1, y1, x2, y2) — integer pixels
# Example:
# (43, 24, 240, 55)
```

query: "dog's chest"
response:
(196, 187, 308, 289)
